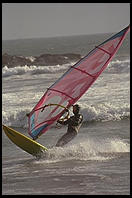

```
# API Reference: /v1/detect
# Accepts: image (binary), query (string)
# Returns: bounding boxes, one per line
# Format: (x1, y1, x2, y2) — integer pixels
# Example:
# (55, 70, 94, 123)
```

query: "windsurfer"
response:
(56, 104, 83, 147)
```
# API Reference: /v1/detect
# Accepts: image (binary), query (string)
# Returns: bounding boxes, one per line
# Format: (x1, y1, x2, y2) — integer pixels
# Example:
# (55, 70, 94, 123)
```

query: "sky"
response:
(2, 3, 130, 40)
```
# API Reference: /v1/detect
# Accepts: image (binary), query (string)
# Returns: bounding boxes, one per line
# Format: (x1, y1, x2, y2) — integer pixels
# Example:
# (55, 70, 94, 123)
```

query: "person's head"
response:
(73, 104, 80, 115)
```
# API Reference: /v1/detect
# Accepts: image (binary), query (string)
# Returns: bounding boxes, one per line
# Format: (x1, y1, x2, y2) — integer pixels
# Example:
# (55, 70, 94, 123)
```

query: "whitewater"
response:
(2, 58, 130, 128)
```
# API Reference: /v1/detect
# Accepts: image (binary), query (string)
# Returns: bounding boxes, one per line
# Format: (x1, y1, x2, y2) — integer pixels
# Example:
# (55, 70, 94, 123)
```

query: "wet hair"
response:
(73, 104, 80, 114)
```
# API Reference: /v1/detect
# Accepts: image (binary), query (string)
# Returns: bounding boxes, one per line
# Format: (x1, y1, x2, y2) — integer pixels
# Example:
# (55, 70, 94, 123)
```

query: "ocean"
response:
(2, 32, 130, 195)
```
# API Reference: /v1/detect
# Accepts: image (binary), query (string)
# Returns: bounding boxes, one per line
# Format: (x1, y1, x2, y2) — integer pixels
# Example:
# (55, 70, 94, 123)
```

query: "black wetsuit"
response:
(56, 113, 83, 147)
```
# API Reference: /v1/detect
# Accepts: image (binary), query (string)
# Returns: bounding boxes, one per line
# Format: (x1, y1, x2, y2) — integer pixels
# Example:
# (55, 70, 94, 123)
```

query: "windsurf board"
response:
(3, 125, 48, 158)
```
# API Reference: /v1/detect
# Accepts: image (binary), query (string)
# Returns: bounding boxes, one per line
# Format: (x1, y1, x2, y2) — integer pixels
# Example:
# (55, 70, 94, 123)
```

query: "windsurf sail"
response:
(28, 25, 130, 140)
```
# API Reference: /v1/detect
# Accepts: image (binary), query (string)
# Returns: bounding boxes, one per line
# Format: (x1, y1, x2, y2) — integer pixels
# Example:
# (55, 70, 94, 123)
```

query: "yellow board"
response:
(3, 125, 48, 158)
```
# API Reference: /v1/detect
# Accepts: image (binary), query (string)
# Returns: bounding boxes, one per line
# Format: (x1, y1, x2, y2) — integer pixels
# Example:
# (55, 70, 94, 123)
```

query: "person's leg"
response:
(56, 132, 77, 147)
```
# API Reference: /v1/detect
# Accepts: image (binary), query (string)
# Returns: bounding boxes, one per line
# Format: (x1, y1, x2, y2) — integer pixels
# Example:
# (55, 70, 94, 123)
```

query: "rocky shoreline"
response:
(2, 53, 81, 68)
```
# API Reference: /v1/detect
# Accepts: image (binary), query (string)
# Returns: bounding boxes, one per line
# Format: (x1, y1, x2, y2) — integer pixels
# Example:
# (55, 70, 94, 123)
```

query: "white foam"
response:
(2, 57, 130, 127)
(2, 109, 29, 128)
(2, 101, 130, 128)
(106, 58, 130, 73)
(2, 58, 130, 78)
(110, 139, 129, 152)
(35, 137, 130, 163)
(79, 102, 130, 122)
(2, 62, 75, 78)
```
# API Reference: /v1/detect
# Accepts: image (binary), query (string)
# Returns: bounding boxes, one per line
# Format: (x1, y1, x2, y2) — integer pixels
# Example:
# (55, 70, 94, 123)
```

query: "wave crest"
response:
(2, 102, 130, 128)
(2, 58, 130, 78)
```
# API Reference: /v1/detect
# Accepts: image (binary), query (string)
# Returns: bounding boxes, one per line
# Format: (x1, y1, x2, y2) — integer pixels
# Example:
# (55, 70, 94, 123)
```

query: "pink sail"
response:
(28, 25, 130, 139)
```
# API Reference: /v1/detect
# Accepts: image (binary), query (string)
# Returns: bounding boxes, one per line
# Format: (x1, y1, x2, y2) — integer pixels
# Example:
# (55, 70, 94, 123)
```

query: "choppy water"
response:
(2, 31, 130, 195)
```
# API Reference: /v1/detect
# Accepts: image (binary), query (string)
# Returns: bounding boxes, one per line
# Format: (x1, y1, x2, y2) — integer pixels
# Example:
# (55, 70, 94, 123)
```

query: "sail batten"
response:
(47, 88, 75, 100)
(71, 66, 95, 77)
(28, 25, 130, 139)
(95, 46, 111, 55)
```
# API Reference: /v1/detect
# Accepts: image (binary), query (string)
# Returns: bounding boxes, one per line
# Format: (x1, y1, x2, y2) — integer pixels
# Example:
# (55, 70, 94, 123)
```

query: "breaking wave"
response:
(2, 102, 130, 128)
(2, 58, 130, 78)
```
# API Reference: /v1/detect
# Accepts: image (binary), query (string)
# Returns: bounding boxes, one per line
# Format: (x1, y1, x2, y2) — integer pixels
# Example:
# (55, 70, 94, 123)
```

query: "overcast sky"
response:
(2, 3, 130, 40)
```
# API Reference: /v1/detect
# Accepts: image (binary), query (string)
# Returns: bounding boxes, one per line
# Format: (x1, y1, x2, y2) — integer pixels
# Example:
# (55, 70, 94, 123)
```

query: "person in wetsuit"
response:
(56, 104, 83, 147)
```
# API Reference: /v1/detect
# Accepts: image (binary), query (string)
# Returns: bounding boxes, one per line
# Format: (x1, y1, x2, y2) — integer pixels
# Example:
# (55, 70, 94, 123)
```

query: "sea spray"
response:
(37, 137, 130, 163)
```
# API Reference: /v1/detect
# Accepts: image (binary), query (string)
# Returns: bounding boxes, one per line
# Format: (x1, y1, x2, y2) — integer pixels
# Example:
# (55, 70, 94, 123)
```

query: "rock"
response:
(2, 53, 81, 67)
(33, 53, 81, 66)
(2, 53, 31, 68)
